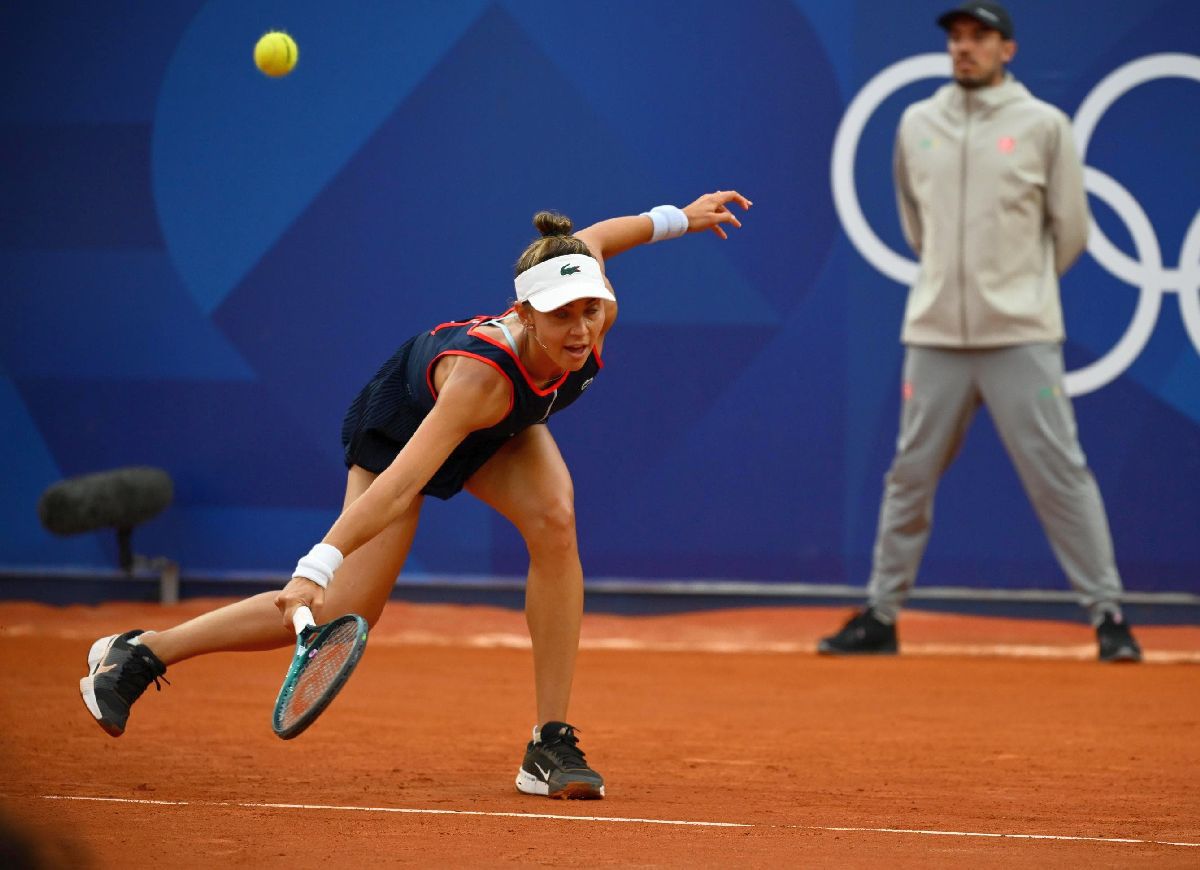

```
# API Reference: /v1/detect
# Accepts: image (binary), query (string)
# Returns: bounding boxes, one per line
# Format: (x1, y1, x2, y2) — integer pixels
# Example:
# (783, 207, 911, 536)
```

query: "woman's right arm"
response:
(325, 359, 511, 555)
(274, 357, 511, 622)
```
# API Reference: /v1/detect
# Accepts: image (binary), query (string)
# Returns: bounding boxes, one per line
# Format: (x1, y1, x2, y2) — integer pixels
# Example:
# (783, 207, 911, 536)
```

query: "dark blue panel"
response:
(0, 252, 253, 380)
(15, 378, 344, 509)
(0, 375, 106, 564)
(0, 3, 207, 122)
(0, 125, 164, 248)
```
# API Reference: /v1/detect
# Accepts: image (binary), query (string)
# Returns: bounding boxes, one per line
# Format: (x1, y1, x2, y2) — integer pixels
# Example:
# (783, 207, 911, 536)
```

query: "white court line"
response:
(44, 795, 188, 806)
(386, 632, 1200, 664)
(10, 625, 1200, 663)
(41, 795, 745, 828)
(822, 825, 1200, 847)
(41, 795, 1200, 847)
(248, 801, 747, 827)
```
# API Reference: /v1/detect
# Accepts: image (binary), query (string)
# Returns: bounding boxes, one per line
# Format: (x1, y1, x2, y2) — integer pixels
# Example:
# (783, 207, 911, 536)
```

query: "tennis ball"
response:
(254, 31, 298, 78)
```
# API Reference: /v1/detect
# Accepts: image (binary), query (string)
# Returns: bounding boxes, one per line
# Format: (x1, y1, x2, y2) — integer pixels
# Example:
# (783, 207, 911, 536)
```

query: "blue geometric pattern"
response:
(1, 1, 1196, 594)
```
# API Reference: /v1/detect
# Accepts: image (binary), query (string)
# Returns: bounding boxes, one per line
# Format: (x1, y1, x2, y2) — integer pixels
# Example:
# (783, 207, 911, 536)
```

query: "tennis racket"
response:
(271, 605, 369, 740)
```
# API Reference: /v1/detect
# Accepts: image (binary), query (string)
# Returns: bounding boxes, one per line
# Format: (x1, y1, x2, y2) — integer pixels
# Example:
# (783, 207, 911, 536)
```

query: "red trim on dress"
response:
(467, 313, 600, 397)
(430, 315, 488, 335)
(425, 350, 515, 418)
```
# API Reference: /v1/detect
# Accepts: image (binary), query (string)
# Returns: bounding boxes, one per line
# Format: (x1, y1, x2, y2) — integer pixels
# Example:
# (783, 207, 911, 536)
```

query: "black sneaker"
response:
(79, 630, 168, 736)
(817, 608, 898, 655)
(1096, 614, 1142, 663)
(515, 722, 605, 799)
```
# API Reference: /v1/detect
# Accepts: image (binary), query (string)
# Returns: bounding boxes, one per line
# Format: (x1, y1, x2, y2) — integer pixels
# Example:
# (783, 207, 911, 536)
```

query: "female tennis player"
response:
(79, 189, 752, 799)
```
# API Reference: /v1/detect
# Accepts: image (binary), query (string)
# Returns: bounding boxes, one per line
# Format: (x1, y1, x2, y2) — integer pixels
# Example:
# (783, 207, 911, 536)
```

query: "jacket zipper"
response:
(958, 94, 971, 344)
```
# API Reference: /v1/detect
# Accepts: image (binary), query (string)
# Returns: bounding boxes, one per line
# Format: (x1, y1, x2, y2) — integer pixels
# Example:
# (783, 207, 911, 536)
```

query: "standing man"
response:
(820, 1, 1142, 662)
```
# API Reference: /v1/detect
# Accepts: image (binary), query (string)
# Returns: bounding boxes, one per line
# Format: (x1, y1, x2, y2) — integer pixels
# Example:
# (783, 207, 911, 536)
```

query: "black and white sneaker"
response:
(515, 721, 605, 799)
(79, 630, 168, 736)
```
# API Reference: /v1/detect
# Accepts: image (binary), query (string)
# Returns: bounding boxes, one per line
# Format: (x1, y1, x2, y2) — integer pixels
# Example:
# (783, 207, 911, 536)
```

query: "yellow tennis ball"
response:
(254, 31, 298, 78)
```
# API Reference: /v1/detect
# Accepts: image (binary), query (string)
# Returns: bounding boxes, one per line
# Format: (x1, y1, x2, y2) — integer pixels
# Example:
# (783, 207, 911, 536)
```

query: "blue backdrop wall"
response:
(2, 1, 1197, 593)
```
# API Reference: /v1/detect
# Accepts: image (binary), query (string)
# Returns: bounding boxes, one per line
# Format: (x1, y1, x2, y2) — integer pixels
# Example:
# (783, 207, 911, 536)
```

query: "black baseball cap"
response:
(937, 1, 1014, 39)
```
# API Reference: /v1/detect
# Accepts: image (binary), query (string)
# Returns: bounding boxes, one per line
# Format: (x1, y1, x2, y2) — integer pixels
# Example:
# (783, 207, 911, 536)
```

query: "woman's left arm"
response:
(576, 189, 752, 261)
(576, 190, 751, 341)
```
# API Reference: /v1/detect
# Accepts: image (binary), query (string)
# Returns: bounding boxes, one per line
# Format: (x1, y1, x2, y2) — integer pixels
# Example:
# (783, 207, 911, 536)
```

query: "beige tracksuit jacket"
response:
(893, 75, 1089, 347)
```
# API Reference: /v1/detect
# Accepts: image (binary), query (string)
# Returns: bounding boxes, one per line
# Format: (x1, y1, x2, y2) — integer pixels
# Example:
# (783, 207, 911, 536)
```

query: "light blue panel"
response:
(1159, 342, 1200, 417)
(152, 0, 491, 314)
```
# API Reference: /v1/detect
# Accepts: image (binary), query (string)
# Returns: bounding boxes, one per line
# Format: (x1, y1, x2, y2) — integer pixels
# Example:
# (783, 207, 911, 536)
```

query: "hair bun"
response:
(533, 211, 573, 238)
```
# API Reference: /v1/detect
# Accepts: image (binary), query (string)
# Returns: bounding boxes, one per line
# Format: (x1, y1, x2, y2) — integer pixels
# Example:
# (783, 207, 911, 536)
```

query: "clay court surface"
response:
(1, 598, 1198, 868)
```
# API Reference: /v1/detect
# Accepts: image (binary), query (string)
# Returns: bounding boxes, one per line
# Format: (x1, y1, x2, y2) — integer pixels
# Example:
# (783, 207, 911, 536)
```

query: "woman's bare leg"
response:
(465, 426, 582, 724)
(142, 466, 420, 665)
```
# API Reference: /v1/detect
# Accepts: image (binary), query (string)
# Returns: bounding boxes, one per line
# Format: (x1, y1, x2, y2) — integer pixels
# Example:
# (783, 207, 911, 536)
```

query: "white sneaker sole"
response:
(515, 768, 549, 796)
(515, 767, 605, 799)
(79, 634, 120, 733)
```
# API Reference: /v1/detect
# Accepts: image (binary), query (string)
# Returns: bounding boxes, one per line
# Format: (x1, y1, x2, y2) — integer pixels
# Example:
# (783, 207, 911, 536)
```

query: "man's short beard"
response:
(955, 64, 1005, 89)
(954, 74, 990, 89)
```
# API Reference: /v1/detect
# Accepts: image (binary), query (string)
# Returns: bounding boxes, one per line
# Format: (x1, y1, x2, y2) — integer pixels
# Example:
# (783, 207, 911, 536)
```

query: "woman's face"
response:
(528, 298, 606, 371)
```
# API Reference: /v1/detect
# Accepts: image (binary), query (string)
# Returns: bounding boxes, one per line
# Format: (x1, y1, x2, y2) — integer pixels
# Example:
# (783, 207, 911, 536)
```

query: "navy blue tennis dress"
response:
(341, 311, 603, 499)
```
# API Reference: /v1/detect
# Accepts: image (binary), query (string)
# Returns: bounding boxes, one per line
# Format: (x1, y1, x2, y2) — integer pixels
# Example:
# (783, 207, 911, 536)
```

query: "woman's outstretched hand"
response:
(274, 576, 325, 631)
(683, 190, 753, 240)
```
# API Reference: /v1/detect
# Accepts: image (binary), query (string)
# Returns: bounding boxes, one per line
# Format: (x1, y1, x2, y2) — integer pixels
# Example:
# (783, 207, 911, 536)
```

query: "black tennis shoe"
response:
(515, 721, 605, 799)
(1096, 613, 1142, 663)
(79, 630, 168, 736)
(817, 608, 899, 655)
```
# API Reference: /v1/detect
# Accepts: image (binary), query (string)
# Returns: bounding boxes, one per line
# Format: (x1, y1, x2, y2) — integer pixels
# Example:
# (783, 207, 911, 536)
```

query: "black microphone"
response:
(38, 467, 173, 570)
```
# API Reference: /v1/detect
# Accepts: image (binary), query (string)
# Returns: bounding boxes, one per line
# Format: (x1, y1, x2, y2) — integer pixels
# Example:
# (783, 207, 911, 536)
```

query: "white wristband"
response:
(292, 542, 343, 589)
(640, 204, 688, 243)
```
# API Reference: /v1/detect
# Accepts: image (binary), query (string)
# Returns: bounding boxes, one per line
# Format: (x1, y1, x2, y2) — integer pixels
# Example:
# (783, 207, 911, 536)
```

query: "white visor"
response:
(514, 254, 615, 313)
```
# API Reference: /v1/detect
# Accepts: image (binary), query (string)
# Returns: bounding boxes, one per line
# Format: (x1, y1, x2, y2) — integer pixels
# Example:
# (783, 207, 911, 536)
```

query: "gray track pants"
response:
(867, 343, 1125, 625)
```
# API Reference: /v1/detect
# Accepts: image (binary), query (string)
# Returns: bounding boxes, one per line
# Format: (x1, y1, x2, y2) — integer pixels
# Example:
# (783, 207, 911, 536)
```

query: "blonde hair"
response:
(513, 211, 592, 277)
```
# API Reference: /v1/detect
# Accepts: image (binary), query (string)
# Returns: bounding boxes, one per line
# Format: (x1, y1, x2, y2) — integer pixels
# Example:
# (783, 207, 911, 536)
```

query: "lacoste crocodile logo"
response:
(560, 264, 581, 276)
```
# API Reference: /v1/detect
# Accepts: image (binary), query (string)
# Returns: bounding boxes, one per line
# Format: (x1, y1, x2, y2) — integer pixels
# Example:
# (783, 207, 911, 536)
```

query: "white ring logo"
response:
(831, 52, 1200, 396)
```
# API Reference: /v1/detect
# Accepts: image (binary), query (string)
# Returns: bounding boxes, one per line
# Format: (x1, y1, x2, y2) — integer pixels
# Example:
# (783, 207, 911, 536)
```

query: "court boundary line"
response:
(8, 624, 1198, 663)
(377, 632, 1200, 663)
(39, 795, 1200, 848)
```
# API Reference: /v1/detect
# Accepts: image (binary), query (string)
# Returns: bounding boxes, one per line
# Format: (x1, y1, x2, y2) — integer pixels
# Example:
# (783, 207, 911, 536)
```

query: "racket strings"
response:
(277, 621, 359, 729)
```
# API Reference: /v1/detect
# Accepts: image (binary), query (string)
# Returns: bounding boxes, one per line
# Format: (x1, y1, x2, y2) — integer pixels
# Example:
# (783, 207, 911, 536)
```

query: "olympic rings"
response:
(830, 52, 1200, 396)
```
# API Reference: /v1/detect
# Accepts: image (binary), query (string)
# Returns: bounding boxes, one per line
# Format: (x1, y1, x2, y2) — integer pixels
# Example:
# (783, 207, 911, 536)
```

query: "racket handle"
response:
(292, 605, 316, 635)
